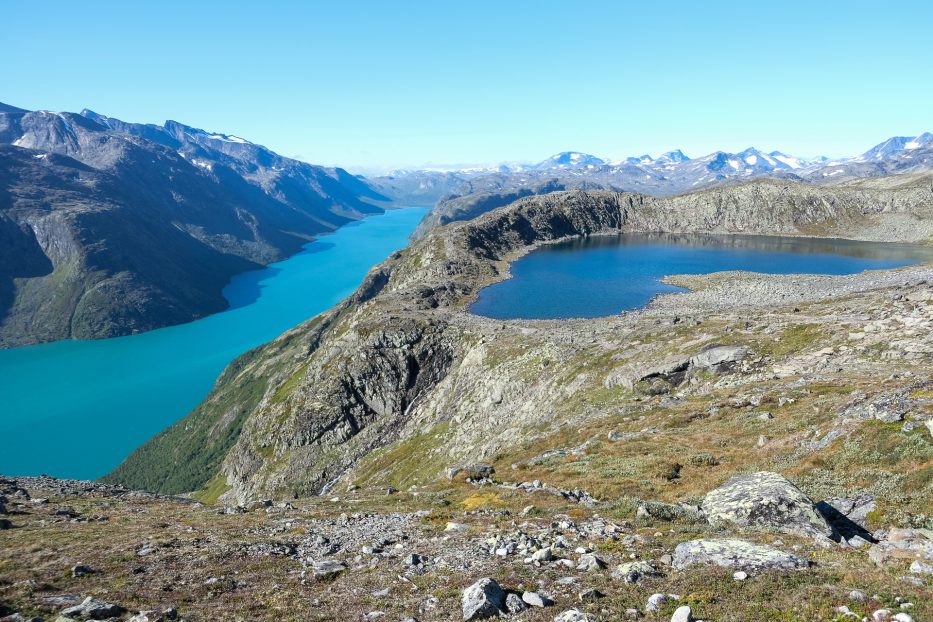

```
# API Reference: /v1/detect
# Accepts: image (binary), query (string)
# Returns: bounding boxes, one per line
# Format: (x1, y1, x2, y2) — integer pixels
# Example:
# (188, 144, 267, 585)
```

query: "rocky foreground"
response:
(1, 467, 931, 621)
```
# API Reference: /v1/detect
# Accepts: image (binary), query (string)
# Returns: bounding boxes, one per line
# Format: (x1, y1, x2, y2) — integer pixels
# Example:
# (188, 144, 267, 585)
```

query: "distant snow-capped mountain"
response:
(534, 151, 606, 170)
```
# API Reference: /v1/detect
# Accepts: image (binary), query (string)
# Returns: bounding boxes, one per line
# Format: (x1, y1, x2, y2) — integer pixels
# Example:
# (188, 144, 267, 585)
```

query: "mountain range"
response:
(375, 133, 933, 209)
(0, 103, 387, 347)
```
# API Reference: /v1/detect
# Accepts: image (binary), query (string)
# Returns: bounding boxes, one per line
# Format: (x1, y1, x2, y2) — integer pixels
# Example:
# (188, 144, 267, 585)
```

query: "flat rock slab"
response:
(702, 471, 833, 540)
(673, 538, 810, 572)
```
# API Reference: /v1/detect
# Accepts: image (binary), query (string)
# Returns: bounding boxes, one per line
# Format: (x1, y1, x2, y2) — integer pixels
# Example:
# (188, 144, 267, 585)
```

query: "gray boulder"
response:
(702, 471, 834, 540)
(689, 345, 749, 370)
(60, 597, 125, 620)
(673, 538, 810, 572)
(462, 578, 506, 620)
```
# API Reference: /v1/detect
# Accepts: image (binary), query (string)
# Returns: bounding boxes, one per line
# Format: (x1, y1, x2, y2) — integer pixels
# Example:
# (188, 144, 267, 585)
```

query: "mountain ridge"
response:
(0, 102, 388, 347)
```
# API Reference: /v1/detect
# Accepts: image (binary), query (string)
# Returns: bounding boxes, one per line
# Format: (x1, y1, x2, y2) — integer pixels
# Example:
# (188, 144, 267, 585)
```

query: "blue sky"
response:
(3, 0, 931, 172)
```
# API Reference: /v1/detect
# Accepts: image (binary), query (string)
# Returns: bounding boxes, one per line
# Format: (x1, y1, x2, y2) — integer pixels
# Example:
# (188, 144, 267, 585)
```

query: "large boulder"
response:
(673, 538, 810, 572)
(702, 471, 834, 540)
(689, 345, 749, 370)
(462, 578, 507, 620)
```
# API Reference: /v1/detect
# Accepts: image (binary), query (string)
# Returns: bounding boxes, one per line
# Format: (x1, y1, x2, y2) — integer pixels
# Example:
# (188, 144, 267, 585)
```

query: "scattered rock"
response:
(733, 571, 748, 581)
(575, 553, 606, 571)
(553, 610, 591, 622)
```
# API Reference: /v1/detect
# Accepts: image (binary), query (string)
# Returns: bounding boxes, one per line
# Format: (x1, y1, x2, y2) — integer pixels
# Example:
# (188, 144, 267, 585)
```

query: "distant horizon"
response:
(3, 0, 932, 172)
(2, 97, 928, 176)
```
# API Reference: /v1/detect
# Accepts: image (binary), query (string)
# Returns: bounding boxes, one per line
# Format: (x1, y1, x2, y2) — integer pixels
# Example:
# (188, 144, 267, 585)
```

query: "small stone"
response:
(892, 614, 913, 622)
(553, 610, 591, 622)
(849, 590, 867, 602)
(733, 571, 748, 581)
(445, 522, 468, 532)
(128, 611, 164, 622)
(625, 609, 644, 619)
(671, 605, 693, 622)
(522, 591, 554, 608)
(505, 593, 526, 614)
(872, 610, 892, 621)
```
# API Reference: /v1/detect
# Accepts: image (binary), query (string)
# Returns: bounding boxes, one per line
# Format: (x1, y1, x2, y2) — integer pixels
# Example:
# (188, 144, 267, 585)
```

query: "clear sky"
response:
(3, 0, 931, 172)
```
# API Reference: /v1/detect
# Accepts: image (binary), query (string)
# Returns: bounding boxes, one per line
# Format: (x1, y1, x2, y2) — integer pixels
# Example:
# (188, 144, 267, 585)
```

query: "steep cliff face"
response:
(107, 178, 933, 501)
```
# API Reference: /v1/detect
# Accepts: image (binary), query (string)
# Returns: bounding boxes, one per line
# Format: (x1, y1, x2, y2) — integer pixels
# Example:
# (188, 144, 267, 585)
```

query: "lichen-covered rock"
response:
(462, 578, 506, 620)
(672, 538, 810, 572)
(702, 471, 834, 540)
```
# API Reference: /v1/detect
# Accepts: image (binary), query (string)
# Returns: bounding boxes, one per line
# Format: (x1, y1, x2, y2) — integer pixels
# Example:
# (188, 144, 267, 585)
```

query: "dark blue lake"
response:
(0, 208, 426, 480)
(471, 233, 933, 320)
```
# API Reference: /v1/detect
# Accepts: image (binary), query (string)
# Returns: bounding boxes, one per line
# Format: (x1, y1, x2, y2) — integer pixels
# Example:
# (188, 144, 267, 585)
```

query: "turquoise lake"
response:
(471, 233, 933, 320)
(0, 207, 427, 480)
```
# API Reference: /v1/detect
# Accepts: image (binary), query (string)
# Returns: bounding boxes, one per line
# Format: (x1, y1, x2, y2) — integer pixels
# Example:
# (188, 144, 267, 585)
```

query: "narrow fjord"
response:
(0, 207, 425, 479)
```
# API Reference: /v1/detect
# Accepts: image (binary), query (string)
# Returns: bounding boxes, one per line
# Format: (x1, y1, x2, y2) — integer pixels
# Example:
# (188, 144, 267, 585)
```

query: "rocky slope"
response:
(0, 104, 387, 347)
(107, 177, 933, 504)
